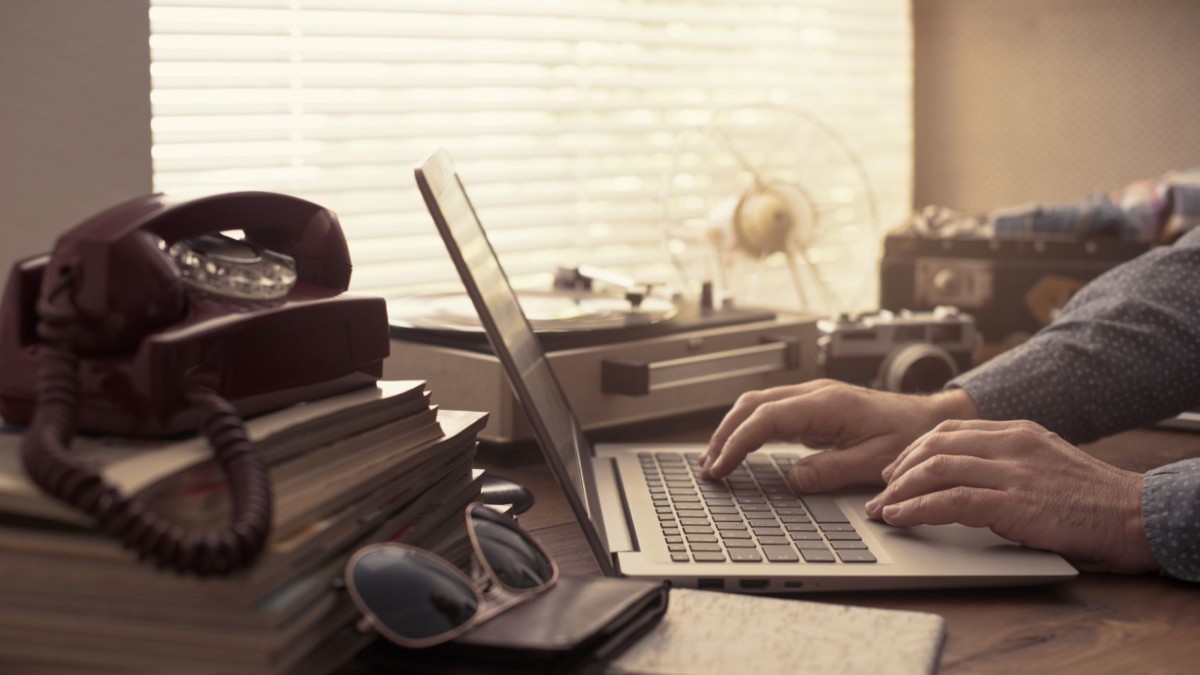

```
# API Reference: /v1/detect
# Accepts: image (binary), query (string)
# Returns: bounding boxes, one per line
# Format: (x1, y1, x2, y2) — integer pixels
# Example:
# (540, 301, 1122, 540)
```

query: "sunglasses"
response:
(344, 502, 559, 649)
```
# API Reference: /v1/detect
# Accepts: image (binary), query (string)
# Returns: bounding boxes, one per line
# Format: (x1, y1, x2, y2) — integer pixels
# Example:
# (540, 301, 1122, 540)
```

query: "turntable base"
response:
(385, 297, 820, 443)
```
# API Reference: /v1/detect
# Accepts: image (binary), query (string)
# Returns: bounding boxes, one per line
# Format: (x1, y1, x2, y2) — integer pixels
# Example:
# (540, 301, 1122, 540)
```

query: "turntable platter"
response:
(389, 290, 678, 333)
(390, 288, 778, 352)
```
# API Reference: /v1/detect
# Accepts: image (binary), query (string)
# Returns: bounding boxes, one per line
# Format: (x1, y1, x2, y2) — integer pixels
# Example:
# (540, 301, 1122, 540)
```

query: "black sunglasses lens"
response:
(469, 505, 554, 589)
(350, 546, 479, 642)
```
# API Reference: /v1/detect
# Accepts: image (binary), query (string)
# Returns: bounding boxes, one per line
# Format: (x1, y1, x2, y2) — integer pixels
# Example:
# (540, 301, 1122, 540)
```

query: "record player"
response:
(384, 268, 820, 443)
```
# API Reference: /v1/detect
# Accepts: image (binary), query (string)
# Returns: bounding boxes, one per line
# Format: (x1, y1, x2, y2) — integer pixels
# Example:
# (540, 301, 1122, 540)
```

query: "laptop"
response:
(414, 148, 1077, 592)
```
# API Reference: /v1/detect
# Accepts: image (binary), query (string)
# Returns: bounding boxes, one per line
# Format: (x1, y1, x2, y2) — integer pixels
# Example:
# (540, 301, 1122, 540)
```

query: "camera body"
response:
(879, 232, 1150, 358)
(818, 306, 979, 393)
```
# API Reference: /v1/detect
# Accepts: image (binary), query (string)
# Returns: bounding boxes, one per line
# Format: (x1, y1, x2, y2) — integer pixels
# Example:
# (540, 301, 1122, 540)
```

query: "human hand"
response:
(865, 419, 1159, 574)
(700, 380, 979, 493)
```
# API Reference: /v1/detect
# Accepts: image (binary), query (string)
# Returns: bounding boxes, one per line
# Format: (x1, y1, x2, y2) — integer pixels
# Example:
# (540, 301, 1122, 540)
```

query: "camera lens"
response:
(879, 344, 959, 393)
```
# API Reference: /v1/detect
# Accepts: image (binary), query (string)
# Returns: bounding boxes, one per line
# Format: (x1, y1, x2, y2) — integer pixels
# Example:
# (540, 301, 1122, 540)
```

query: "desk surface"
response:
(477, 420, 1200, 674)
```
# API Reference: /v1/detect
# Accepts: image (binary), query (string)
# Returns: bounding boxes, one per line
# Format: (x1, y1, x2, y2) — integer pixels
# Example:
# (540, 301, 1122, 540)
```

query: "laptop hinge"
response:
(593, 457, 637, 553)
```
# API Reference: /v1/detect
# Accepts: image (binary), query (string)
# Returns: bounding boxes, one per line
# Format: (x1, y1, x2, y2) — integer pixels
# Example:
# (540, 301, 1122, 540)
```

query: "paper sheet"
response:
(608, 588, 945, 675)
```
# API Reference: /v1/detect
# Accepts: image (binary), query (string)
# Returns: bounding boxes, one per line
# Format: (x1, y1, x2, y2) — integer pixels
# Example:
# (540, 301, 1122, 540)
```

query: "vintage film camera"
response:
(818, 306, 979, 393)
(880, 232, 1151, 358)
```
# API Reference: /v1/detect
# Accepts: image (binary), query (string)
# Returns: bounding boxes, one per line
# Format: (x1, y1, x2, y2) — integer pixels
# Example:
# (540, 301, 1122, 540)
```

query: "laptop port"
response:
(739, 579, 769, 589)
(697, 578, 724, 590)
(783, 581, 805, 589)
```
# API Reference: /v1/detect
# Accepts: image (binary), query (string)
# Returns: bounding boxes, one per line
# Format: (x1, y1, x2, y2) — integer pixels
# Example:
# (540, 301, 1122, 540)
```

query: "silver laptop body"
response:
(414, 148, 1077, 593)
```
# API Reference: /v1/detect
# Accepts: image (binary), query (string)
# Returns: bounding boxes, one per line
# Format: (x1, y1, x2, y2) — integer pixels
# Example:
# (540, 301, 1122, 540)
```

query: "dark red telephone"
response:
(0, 192, 389, 575)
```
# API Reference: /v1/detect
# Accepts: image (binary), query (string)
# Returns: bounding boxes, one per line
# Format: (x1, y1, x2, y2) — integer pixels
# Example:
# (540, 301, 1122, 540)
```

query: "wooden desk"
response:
(477, 421, 1200, 673)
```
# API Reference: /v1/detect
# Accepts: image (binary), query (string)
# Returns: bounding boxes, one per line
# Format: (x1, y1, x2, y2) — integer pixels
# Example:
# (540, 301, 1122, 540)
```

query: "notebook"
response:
(414, 147, 1078, 593)
(609, 588, 945, 675)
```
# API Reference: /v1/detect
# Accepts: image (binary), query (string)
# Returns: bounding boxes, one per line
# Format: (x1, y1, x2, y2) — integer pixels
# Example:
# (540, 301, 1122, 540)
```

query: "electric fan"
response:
(660, 107, 882, 316)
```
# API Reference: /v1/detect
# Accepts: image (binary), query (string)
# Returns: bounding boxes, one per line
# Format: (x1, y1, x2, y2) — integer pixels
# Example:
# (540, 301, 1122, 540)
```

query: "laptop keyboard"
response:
(639, 452, 877, 564)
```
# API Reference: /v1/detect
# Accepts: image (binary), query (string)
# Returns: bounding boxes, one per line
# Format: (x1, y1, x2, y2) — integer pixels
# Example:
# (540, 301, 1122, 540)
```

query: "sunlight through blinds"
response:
(149, 0, 912, 303)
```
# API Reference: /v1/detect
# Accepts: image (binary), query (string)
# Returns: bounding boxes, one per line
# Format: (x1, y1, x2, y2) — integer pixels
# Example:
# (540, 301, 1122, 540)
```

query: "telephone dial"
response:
(0, 192, 389, 575)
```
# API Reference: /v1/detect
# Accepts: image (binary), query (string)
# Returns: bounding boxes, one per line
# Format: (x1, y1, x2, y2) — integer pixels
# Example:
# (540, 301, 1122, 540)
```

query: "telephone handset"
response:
(0, 192, 389, 575)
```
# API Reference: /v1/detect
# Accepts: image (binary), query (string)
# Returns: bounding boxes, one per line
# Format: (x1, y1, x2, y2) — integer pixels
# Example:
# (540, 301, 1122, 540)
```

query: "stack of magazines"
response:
(0, 380, 487, 674)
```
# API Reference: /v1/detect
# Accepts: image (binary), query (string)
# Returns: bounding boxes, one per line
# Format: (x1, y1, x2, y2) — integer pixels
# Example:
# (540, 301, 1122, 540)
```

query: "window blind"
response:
(149, 0, 912, 308)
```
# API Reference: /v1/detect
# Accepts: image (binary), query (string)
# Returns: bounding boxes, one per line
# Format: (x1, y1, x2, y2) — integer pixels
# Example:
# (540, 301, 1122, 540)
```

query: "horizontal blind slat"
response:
(150, 0, 912, 311)
(150, 2, 904, 32)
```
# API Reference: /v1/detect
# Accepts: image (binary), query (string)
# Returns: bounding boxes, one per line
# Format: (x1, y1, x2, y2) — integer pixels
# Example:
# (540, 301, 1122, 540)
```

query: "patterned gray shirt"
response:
(949, 227, 1200, 582)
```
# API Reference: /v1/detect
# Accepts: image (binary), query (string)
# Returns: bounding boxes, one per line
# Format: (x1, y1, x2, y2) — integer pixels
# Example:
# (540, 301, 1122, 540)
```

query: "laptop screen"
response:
(414, 149, 613, 572)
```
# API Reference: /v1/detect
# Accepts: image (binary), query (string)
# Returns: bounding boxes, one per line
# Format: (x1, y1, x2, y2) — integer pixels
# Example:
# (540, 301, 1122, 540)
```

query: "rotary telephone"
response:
(0, 192, 389, 575)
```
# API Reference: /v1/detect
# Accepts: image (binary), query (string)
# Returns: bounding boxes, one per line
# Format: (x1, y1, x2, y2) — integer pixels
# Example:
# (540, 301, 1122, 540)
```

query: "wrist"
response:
(926, 387, 980, 424)
(1112, 471, 1160, 575)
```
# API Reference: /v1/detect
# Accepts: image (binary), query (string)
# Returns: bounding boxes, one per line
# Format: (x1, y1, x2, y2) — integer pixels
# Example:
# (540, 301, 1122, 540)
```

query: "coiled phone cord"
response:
(20, 273, 273, 576)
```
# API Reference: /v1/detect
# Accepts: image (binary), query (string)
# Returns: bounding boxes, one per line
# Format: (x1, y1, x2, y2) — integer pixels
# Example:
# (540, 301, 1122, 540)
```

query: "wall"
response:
(0, 0, 152, 276)
(6, 2, 1200, 263)
(914, 0, 1200, 212)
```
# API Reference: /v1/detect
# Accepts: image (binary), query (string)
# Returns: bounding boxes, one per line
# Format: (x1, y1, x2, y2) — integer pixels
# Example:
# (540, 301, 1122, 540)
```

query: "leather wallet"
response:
(353, 575, 669, 674)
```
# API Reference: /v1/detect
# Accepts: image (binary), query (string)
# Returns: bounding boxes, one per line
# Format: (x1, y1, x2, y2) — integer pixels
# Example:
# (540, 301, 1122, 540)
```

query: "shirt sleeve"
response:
(947, 228, 1200, 581)
(948, 226, 1200, 445)
(1143, 459, 1200, 582)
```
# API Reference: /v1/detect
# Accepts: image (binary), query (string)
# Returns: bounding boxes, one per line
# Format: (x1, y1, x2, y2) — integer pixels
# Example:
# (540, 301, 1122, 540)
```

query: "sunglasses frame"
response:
(463, 502, 560, 596)
(344, 501, 559, 650)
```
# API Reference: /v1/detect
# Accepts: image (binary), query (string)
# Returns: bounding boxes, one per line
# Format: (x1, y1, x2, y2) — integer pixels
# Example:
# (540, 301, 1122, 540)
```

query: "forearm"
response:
(949, 227, 1200, 444)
